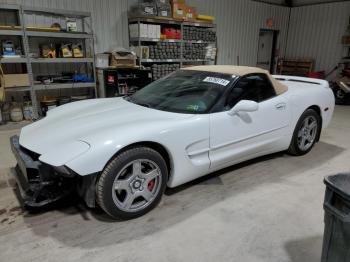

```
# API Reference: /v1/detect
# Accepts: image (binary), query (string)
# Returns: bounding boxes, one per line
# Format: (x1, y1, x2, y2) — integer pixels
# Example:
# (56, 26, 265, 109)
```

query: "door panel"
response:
(209, 96, 290, 169)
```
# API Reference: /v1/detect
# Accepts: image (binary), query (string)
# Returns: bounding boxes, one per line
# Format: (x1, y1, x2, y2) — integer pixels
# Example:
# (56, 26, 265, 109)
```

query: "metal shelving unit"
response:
(128, 16, 217, 71)
(128, 16, 182, 25)
(26, 31, 93, 39)
(182, 21, 215, 28)
(5, 86, 31, 92)
(34, 82, 96, 91)
(0, 4, 30, 96)
(140, 59, 182, 63)
(0, 29, 23, 36)
(0, 4, 96, 118)
(0, 57, 27, 63)
(130, 37, 181, 43)
(30, 58, 94, 63)
(22, 6, 91, 17)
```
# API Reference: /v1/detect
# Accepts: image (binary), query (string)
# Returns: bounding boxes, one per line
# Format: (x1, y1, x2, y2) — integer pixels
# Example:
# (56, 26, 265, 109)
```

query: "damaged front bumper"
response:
(10, 135, 76, 208)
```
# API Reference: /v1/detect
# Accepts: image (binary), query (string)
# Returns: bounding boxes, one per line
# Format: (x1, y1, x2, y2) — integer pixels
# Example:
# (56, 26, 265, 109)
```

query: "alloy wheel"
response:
(112, 159, 162, 212)
(297, 115, 318, 151)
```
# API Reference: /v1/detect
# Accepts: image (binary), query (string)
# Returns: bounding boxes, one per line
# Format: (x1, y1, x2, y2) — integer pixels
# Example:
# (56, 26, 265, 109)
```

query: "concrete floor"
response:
(0, 106, 349, 262)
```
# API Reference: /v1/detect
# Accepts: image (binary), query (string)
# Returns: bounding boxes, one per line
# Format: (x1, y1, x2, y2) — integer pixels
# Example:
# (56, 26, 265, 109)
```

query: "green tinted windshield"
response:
(127, 70, 235, 114)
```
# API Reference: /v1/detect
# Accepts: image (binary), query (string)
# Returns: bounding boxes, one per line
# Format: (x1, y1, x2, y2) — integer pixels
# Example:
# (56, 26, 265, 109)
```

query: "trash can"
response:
(322, 173, 350, 262)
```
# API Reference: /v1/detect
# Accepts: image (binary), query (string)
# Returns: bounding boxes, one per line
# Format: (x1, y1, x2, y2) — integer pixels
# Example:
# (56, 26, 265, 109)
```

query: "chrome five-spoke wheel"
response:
(97, 147, 167, 220)
(288, 109, 321, 156)
(112, 159, 162, 212)
(297, 115, 318, 151)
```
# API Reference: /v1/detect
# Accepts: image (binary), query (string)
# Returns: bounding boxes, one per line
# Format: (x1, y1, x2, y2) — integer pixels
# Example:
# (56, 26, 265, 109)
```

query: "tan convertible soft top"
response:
(182, 65, 288, 95)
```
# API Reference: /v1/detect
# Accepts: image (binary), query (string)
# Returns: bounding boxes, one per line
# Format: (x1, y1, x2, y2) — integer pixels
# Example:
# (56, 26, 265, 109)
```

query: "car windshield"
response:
(126, 70, 235, 114)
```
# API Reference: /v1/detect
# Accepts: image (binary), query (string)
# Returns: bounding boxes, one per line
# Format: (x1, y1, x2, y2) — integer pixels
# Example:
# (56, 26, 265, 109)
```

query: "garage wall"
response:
(0, 0, 290, 66)
(187, 0, 290, 66)
(286, 1, 350, 72)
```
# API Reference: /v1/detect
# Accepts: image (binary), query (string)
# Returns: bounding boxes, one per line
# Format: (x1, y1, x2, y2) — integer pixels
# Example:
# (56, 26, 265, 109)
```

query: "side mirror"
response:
(228, 100, 259, 116)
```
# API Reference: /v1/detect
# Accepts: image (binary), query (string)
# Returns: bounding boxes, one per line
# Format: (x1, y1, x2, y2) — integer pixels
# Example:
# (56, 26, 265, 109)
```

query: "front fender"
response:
(64, 120, 183, 175)
(64, 116, 211, 188)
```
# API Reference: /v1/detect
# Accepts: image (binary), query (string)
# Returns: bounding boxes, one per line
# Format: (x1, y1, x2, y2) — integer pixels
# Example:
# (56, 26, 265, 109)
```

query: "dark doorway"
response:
(256, 29, 279, 73)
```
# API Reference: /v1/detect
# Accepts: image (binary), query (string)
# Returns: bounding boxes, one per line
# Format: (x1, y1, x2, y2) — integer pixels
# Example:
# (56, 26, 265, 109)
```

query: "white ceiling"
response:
(253, 0, 350, 6)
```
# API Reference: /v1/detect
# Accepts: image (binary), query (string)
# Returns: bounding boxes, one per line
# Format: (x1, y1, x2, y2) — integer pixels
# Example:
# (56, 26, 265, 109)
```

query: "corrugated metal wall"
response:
(0, 0, 135, 53)
(286, 1, 350, 72)
(0, 0, 290, 66)
(187, 0, 290, 65)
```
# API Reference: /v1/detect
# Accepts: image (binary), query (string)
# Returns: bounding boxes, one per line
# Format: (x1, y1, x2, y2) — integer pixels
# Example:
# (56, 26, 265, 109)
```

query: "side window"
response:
(225, 74, 276, 109)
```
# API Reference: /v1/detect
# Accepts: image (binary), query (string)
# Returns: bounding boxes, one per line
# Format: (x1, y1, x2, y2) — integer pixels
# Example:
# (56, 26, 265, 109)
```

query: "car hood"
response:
(20, 97, 193, 157)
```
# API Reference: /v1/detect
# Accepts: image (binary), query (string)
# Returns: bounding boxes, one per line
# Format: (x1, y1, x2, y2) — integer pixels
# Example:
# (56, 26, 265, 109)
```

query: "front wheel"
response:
(96, 147, 168, 220)
(287, 109, 321, 156)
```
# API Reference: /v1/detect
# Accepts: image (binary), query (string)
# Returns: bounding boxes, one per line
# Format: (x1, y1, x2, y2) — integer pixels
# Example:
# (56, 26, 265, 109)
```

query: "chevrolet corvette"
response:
(10, 65, 335, 219)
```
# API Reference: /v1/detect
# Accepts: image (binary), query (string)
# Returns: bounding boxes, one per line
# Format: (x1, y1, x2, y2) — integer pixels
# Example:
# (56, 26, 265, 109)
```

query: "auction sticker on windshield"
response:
(203, 77, 230, 86)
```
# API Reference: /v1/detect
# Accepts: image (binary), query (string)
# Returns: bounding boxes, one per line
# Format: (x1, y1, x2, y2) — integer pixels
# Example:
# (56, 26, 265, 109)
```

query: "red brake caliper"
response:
(148, 179, 155, 191)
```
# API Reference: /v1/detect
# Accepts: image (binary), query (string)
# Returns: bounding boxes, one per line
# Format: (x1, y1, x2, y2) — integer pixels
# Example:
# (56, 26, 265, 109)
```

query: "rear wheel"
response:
(288, 109, 321, 156)
(96, 147, 168, 220)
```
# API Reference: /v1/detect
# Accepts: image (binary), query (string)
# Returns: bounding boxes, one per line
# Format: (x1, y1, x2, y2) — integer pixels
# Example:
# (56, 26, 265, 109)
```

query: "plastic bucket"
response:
(322, 173, 350, 262)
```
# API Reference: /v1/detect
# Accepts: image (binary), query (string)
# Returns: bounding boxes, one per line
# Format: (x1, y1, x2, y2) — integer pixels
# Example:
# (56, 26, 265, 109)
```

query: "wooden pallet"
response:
(279, 58, 314, 76)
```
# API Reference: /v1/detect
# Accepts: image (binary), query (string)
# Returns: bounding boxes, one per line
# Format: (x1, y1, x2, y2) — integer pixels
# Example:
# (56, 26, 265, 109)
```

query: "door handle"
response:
(275, 103, 286, 110)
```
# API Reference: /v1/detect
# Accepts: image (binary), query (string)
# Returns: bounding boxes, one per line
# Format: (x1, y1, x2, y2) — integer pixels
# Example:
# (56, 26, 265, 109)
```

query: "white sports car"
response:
(11, 66, 334, 219)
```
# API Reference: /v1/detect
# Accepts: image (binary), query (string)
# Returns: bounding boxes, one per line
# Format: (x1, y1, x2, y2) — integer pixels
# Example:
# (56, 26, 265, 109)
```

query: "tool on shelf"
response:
(66, 19, 77, 32)
(60, 44, 73, 58)
(72, 44, 84, 58)
(40, 44, 56, 58)
(1, 40, 20, 57)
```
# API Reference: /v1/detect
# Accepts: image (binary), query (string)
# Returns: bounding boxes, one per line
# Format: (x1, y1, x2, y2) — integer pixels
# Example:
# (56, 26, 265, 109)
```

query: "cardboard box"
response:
(157, 2, 172, 18)
(129, 23, 148, 38)
(95, 53, 110, 68)
(129, 2, 157, 17)
(185, 6, 197, 21)
(140, 23, 148, 38)
(156, 25, 161, 38)
(1, 74, 30, 88)
(158, 8, 171, 18)
(172, 3, 186, 19)
(151, 24, 161, 38)
(143, 24, 161, 39)
(147, 24, 154, 38)
(110, 52, 136, 67)
(131, 46, 150, 59)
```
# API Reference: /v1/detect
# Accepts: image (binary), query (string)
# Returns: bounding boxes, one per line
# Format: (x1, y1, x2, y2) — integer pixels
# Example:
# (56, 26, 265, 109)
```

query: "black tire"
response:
(287, 109, 321, 156)
(96, 147, 168, 220)
(334, 87, 348, 105)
